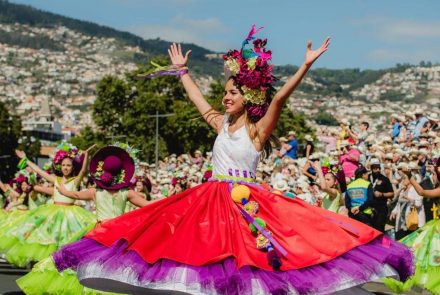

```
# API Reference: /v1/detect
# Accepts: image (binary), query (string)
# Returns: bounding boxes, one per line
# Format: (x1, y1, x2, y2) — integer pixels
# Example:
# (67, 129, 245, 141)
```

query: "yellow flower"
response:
(225, 58, 240, 75)
(247, 58, 257, 70)
(242, 86, 266, 105)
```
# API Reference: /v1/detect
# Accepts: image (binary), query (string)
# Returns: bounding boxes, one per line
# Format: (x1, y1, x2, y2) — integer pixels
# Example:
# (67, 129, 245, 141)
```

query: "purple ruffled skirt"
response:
(54, 236, 413, 295)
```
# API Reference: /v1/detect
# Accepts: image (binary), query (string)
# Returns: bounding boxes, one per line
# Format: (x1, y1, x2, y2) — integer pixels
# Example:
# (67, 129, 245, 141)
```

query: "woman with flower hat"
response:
(0, 142, 97, 267)
(53, 26, 412, 294)
(17, 145, 155, 295)
(125, 175, 151, 213)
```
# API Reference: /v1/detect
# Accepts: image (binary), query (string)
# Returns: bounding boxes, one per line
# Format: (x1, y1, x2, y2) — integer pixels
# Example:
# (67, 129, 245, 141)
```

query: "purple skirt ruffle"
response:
(54, 237, 413, 295)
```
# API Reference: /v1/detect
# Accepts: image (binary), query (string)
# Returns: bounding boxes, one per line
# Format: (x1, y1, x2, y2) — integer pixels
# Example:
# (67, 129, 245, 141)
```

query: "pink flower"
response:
(54, 150, 69, 164)
(101, 172, 114, 184)
(15, 175, 26, 183)
(245, 103, 269, 122)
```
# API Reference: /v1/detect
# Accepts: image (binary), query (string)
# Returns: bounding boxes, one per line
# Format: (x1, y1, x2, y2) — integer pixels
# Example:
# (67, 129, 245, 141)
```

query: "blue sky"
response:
(10, 0, 440, 69)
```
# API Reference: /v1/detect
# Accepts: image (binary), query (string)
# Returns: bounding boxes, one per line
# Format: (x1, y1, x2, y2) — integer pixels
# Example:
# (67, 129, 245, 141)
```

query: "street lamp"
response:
(147, 111, 175, 181)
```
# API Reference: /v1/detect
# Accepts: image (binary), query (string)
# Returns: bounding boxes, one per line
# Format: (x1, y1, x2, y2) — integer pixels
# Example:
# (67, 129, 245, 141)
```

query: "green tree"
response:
(18, 134, 41, 162)
(93, 76, 131, 136)
(69, 126, 106, 150)
(75, 60, 315, 162)
(274, 106, 314, 140)
(315, 109, 339, 126)
(0, 101, 21, 180)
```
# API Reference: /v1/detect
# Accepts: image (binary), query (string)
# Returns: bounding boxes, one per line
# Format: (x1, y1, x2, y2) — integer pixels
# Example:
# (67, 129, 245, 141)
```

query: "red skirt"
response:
(86, 181, 381, 271)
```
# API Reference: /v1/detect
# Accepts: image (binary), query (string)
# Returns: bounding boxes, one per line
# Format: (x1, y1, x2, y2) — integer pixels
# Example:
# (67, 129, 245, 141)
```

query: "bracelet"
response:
(176, 69, 189, 77)
(17, 157, 28, 170)
(135, 62, 189, 79)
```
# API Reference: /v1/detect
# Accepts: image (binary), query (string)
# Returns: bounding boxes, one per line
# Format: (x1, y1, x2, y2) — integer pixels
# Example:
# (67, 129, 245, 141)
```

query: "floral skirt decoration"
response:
(54, 180, 413, 294)
(384, 219, 440, 294)
(0, 204, 96, 267)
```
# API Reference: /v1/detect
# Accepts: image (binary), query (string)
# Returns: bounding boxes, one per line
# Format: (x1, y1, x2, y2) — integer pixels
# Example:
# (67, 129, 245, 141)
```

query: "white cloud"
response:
(367, 48, 440, 63)
(172, 15, 229, 33)
(127, 16, 232, 51)
(350, 16, 440, 42)
(128, 25, 229, 51)
(380, 20, 440, 41)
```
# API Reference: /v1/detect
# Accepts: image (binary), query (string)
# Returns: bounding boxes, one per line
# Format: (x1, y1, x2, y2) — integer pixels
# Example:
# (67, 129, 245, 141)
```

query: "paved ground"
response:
(0, 264, 432, 295)
(0, 272, 25, 295)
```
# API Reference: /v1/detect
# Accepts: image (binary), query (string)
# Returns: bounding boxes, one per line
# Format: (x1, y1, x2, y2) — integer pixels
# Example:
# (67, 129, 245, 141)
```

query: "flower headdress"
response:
(223, 25, 276, 122)
(89, 144, 136, 190)
(12, 170, 37, 193)
(52, 141, 80, 173)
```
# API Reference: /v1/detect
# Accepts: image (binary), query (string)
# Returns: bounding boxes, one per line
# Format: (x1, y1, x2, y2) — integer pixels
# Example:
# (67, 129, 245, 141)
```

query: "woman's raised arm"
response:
(169, 43, 224, 132)
(15, 150, 56, 184)
(74, 144, 96, 188)
(256, 38, 330, 143)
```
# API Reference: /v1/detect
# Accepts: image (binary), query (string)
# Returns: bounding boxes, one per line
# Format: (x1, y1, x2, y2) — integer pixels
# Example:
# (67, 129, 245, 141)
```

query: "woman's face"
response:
(135, 181, 144, 192)
(324, 173, 336, 188)
(223, 79, 245, 115)
(21, 181, 31, 193)
(61, 158, 74, 177)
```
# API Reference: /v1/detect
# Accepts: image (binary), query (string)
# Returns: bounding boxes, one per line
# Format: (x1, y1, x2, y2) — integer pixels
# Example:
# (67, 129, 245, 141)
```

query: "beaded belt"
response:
(209, 174, 256, 184)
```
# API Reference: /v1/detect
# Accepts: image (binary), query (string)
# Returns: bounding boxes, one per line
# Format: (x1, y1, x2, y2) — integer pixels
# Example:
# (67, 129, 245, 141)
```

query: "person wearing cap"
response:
(389, 173, 425, 240)
(412, 109, 429, 140)
(284, 131, 298, 160)
(390, 114, 401, 143)
(345, 166, 375, 226)
(339, 140, 361, 181)
(337, 118, 350, 147)
(369, 158, 394, 232)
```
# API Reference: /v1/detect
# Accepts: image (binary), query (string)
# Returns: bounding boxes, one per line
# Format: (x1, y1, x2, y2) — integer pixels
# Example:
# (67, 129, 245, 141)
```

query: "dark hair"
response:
(54, 157, 78, 177)
(229, 77, 279, 159)
(354, 166, 368, 179)
(361, 122, 370, 130)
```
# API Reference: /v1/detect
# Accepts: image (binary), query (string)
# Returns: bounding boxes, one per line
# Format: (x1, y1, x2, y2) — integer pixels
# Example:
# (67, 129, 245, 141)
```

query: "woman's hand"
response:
(168, 43, 191, 66)
(85, 144, 97, 154)
(389, 211, 396, 220)
(58, 183, 69, 196)
(305, 37, 330, 66)
(15, 149, 26, 159)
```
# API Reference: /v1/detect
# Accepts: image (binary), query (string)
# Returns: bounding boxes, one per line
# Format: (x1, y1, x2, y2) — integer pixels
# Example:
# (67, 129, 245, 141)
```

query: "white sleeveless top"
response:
(212, 115, 261, 179)
(53, 177, 77, 204)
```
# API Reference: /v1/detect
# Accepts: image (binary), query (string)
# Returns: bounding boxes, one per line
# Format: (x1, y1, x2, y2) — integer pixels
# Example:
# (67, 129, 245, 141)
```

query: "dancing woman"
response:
(0, 143, 96, 267)
(17, 145, 155, 294)
(53, 26, 412, 294)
